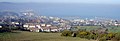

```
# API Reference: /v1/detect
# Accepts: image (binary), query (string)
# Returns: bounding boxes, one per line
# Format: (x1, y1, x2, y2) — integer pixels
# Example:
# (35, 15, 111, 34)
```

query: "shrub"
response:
(106, 33, 115, 40)
(60, 29, 120, 41)
(71, 32, 77, 37)
(99, 37, 107, 41)
(111, 33, 120, 41)
(99, 34, 107, 38)
(84, 35, 92, 40)
(88, 34, 98, 40)
(76, 31, 90, 38)
(111, 38, 119, 41)
(61, 30, 72, 37)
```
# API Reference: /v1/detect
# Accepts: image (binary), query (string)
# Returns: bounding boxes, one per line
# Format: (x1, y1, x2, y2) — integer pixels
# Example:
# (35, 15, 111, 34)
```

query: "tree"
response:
(0, 25, 12, 33)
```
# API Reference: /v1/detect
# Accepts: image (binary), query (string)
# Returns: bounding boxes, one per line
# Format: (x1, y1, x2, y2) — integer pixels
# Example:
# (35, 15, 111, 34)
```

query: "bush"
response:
(71, 32, 77, 37)
(106, 33, 115, 40)
(60, 29, 120, 41)
(88, 34, 98, 40)
(111, 33, 120, 41)
(111, 38, 119, 41)
(61, 30, 72, 37)
(99, 37, 107, 41)
(76, 31, 90, 38)
(99, 34, 107, 38)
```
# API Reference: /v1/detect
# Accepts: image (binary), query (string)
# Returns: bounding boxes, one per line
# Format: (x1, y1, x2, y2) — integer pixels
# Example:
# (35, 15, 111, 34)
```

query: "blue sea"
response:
(0, 2, 120, 19)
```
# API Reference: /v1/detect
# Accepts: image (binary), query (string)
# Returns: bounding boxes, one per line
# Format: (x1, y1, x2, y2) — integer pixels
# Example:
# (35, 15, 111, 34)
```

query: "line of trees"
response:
(0, 26, 12, 33)
(0, 24, 20, 33)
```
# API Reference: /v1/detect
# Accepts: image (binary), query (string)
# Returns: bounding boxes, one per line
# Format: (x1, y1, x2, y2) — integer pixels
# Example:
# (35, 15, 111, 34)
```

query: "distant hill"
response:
(0, 11, 19, 17)
(0, 2, 14, 4)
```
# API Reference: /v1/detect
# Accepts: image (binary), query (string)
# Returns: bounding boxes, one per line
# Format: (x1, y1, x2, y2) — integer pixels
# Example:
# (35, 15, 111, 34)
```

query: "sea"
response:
(0, 2, 120, 19)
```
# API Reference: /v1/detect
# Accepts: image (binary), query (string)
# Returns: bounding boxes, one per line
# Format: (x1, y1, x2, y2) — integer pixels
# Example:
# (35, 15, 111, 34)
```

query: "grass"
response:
(77, 26, 120, 33)
(108, 26, 120, 33)
(0, 31, 95, 41)
(77, 26, 100, 31)
(1, 26, 119, 41)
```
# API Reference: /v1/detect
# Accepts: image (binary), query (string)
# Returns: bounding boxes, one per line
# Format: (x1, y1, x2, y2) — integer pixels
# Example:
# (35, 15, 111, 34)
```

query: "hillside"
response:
(0, 31, 95, 41)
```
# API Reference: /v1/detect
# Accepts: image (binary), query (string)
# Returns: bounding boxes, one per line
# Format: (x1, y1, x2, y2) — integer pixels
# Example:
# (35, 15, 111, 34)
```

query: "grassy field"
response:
(108, 26, 120, 33)
(77, 26, 120, 33)
(0, 31, 95, 41)
(76, 26, 100, 31)
(1, 26, 119, 41)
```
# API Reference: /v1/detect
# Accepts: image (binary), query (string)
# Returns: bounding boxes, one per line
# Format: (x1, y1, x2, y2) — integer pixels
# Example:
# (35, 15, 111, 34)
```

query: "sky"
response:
(0, 0, 120, 4)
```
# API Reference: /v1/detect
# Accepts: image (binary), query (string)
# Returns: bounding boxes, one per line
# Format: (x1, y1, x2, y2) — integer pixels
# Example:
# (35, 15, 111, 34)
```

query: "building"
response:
(23, 23, 59, 32)
(0, 26, 2, 28)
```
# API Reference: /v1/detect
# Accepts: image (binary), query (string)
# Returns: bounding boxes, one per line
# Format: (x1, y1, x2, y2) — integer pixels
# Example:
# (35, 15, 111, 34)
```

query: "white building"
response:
(0, 26, 2, 28)
(23, 23, 59, 32)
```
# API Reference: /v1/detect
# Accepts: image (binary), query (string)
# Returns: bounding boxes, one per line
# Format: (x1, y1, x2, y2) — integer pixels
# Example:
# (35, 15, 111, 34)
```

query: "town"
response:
(1, 0, 120, 41)
(0, 10, 120, 33)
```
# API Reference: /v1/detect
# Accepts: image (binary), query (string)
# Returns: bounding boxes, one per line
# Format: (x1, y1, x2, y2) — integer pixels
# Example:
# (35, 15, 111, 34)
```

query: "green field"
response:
(76, 26, 120, 33)
(107, 26, 120, 33)
(0, 31, 95, 41)
(78, 26, 100, 31)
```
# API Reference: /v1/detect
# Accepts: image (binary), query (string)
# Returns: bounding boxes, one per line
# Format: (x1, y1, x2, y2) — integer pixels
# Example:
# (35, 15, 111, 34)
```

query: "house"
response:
(0, 26, 2, 28)
(23, 24, 29, 30)
(11, 22, 19, 25)
(41, 24, 46, 27)
(40, 24, 58, 32)
(23, 23, 59, 32)
(50, 26, 58, 32)
(42, 27, 50, 32)
(23, 23, 41, 32)
(42, 26, 58, 32)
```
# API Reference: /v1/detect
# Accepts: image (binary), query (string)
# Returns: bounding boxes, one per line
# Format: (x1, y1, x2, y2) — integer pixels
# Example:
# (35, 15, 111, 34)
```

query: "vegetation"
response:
(61, 30, 72, 36)
(111, 33, 120, 41)
(76, 31, 90, 38)
(88, 33, 98, 40)
(1, 26, 120, 41)
(0, 26, 12, 33)
(0, 31, 95, 41)
(75, 26, 120, 33)
(99, 37, 107, 41)
(61, 26, 120, 41)
(77, 26, 100, 31)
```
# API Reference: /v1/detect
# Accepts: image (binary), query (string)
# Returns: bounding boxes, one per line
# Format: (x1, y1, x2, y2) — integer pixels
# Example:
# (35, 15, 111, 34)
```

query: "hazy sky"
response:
(0, 0, 120, 4)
